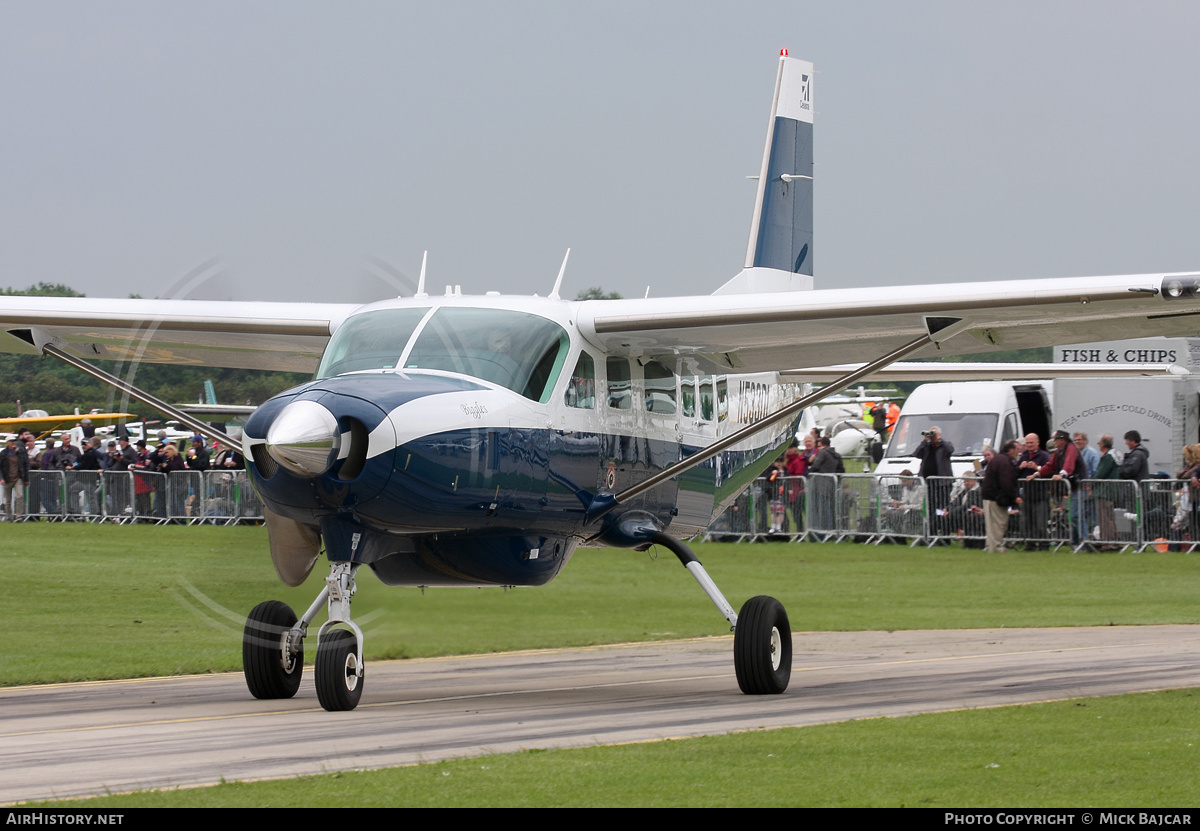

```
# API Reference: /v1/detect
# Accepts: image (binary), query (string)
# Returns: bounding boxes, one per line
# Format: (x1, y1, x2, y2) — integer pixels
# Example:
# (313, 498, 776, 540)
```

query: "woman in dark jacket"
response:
(1093, 435, 1120, 546)
(158, 444, 186, 519)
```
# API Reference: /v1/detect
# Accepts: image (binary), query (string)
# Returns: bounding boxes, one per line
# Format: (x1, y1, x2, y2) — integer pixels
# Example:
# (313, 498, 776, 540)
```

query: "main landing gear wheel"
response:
(315, 628, 363, 711)
(243, 600, 303, 700)
(733, 595, 792, 695)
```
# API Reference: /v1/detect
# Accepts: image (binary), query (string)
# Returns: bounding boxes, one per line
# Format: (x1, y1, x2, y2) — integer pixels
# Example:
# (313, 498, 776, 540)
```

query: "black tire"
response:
(243, 600, 303, 700)
(315, 628, 363, 711)
(733, 595, 792, 695)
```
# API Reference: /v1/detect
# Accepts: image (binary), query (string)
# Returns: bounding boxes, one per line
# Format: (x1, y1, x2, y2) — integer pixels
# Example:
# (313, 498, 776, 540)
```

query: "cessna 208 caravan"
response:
(3, 53, 1200, 710)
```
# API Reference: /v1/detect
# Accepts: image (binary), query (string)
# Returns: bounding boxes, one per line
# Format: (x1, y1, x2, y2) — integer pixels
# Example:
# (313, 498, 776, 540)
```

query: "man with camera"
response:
(914, 426, 955, 537)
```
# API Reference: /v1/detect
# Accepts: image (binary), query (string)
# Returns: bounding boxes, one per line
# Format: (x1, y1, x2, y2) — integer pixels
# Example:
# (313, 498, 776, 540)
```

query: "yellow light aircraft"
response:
(1, 409, 135, 439)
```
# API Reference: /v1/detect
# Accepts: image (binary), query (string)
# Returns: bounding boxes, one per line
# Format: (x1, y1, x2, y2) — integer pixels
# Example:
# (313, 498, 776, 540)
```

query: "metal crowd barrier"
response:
(1138, 478, 1200, 553)
(705, 490, 755, 541)
(702, 472, 1196, 552)
(63, 471, 104, 520)
(803, 473, 840, 542)
(1080, 478, 1140, 551)
(1012, 477, 1073, 551)
(132, 469, 168, 523)
(28, 470, 66, 521)
(16, 469, 263, 524)
(166, 470, 202, 523)
(872, 473, 928, 545)
(836, 473, 879, 543)
(103, 470, 136, 523)
(923, 475, 985, 547)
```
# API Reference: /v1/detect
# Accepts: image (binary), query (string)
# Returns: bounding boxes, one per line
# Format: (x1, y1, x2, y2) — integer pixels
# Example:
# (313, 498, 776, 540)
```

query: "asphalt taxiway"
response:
(2, 625, 1197, 803)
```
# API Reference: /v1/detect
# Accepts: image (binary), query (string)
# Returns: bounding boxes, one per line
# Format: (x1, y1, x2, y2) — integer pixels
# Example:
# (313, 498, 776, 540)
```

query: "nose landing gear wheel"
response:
(243, 600, 303, 699)
(733, 595, 792, 695)
(315, 628, 363, 711)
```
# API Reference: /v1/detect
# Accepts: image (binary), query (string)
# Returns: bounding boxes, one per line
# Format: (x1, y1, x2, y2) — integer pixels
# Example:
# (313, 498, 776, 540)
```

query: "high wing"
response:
(2, 275, 1199, 380)
(0, 297, 359, 373)
(577, 273, 1200, 374)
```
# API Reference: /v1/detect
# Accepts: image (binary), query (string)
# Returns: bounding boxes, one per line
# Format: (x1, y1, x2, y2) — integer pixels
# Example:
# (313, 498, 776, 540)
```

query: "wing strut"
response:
(588, 325, 957, 522)
(39, 342, 241, 448)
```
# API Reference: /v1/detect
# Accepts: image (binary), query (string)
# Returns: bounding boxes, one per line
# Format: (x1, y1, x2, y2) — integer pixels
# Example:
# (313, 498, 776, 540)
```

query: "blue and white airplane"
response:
(4, 53, 1200, 710)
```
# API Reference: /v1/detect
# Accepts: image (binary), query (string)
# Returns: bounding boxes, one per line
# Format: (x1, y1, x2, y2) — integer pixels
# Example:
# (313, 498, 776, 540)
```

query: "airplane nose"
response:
(266, 399, 340, 477)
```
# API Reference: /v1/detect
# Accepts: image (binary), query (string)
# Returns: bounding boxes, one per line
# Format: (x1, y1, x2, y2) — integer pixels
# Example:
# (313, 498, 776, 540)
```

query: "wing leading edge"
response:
(578, 272, 1200, 374)
(0, 297, 360, 373)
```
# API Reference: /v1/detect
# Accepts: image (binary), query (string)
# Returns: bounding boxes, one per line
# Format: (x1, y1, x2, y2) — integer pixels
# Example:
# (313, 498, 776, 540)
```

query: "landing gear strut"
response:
(313, 562, 364, 711)
(650, 532, 792, 695)
(241, 561, 366, 712)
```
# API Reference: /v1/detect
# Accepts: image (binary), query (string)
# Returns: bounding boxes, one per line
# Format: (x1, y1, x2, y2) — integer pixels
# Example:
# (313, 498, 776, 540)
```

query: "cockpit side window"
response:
(565, 353, 596, 409)
(405, 308, 569, 402)
(316, 308, 428, 379)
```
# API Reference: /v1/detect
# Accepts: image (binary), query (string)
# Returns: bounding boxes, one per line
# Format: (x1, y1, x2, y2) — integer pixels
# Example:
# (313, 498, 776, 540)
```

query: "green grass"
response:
(8, 525, 1200, 807)
(26, 689, 1200, 807)
(3, 524, 1200, 685)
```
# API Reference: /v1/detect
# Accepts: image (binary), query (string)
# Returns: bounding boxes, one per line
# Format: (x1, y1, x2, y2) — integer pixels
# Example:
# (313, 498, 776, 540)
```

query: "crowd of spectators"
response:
(0, 420, 244, 521)
(743, 421, 1192, 551)
(977, 428, 1164, 551)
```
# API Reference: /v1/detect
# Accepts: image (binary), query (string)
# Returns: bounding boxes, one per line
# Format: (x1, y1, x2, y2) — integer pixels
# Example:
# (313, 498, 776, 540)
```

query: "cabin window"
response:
(644, 360, 677, 415)
(565, 353, 596, 409)
(716, 378, 728, 422)
(681, 376, 696, 418)
(607, 357, 631, 410)
(700, 378, 714, 421)
(316, 308, 427, 379)
(405, 308, 569, 402)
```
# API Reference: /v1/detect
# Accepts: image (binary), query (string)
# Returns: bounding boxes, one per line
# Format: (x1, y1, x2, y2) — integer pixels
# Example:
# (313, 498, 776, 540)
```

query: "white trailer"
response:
(1053, 376, 1198, 476)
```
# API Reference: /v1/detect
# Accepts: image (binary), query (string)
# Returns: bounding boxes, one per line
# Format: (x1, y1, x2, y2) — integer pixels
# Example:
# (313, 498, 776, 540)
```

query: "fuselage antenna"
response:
(415, 251, 428, 299)
(548, 248, 570, 300)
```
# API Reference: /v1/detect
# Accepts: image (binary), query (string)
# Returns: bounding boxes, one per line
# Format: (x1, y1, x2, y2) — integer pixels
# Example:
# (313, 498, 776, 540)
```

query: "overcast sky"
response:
(3, 1, 1199, 304)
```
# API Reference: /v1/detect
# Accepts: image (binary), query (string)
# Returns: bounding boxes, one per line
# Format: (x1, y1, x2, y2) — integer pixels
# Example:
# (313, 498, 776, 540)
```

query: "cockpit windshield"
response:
(316, 306, 570, 403)
(405, 308, 569, 402)
(316, 308, 426, 379)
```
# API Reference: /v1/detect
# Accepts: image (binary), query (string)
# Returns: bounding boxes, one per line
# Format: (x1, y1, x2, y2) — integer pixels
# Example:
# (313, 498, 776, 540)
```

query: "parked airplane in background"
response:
(2, 53, 1199, 710)
(0, 408, 134, 439)
(177, 379, 257, 442)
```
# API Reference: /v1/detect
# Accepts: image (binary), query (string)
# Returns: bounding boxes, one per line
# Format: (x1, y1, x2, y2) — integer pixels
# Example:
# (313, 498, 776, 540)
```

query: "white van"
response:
(874, 381, 1053, 477)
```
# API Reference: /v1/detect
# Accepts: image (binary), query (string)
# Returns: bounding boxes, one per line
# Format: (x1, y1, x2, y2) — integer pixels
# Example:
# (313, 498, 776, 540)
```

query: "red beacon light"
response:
(780, 48, 788, 57)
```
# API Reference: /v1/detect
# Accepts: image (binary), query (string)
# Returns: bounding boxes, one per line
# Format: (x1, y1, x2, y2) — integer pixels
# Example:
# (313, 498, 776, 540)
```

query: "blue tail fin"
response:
(715, 53, 813, 295)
